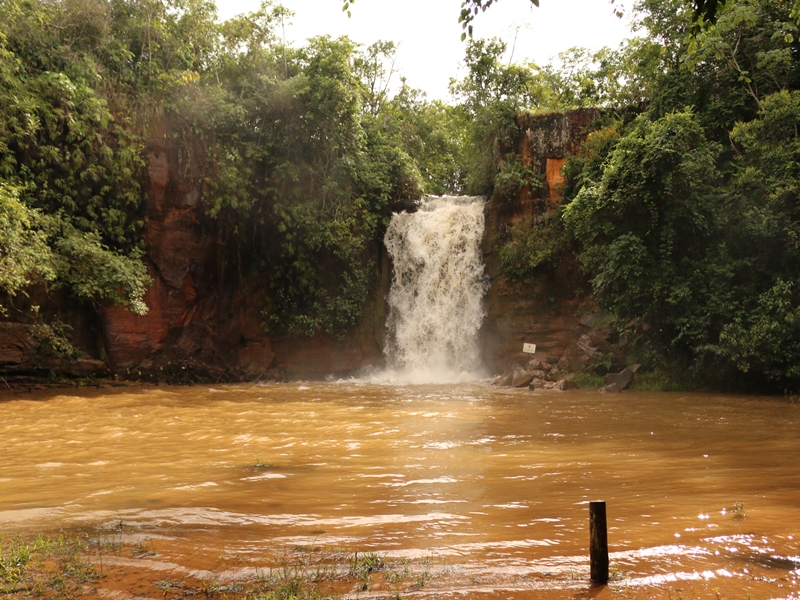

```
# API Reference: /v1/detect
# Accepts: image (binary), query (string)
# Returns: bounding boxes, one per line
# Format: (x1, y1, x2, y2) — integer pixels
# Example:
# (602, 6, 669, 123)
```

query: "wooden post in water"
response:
(589, 501, 609, 584)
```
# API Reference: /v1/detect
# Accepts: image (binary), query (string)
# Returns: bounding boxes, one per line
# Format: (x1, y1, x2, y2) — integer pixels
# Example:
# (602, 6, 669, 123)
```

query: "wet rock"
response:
(389, 198, 420, 214)
(492, 372, 512, 386)
(555, 378, 579, 391)
(600, 364, 641, 393)
(526, 358, 544, 371)
(529, 378, 550, 390)
(508, 366, 535, 388)
(529, 377, 578, 391)
(527, 358, 556, 372)
(494, 364, 541, 388)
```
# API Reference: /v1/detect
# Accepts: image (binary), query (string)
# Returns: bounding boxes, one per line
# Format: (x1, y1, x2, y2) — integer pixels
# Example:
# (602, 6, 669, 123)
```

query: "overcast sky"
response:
(216, 0, 637, 100)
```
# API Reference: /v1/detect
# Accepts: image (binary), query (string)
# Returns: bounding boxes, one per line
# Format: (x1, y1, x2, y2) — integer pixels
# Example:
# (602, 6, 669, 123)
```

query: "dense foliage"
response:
(0, 0, 152, 316)
(2, 0, 799, 390)
(0, 0, 462, 338)
(495, 0, 800, 390)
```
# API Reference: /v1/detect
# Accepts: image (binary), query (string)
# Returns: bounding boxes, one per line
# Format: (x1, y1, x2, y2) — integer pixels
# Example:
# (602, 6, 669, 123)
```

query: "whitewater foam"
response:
(380, 196, 488, 383)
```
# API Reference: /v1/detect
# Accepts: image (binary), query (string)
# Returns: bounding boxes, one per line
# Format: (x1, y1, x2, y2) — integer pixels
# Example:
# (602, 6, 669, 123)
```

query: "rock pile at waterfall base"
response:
(600, 364, 641, 393)
(491, 310, 650, 392)
(492, 360, 578, 391)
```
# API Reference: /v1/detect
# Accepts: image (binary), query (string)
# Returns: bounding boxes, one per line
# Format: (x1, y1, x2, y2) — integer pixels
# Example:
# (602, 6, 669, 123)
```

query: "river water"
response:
(1, 382, 799, 598)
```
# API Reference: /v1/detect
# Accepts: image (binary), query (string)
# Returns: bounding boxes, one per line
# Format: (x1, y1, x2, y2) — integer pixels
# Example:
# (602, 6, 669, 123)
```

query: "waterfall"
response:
(382, 196, 488, 383)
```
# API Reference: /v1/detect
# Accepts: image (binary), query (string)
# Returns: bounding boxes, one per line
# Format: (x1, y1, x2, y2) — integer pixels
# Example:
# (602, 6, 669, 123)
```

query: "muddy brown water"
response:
(1, 382, 799, 598)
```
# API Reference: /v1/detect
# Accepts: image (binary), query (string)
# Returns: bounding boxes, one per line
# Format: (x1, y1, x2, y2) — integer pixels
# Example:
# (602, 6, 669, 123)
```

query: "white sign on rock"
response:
(523, 343, 537, 354)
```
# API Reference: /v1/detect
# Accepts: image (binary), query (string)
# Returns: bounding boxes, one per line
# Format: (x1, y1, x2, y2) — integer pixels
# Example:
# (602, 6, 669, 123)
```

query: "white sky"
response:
(216, 0, 637, 100)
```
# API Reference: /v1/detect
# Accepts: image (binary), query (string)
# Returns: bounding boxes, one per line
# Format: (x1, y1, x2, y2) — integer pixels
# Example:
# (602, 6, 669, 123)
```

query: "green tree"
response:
(0, 3, 152, 315)
(449, 38, 550, 193)
(563, 111, 726, 354)
(710, 90, 800, 383)
(687, 0, 800, 112)
(177, 16, 430, 337)
(0, 183, 55, 313)
(544, 39, 666, 110)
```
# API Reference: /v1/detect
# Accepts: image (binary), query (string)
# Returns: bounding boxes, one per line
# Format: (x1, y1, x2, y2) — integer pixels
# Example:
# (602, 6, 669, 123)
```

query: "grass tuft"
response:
(571, 372, 605, 389)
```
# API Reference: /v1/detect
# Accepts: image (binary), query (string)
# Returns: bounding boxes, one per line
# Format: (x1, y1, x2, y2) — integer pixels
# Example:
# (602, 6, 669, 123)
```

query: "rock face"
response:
(99, 129, 226, 372)
(491, 109, 601, 225)
(600, 364, 641, 393)
(0, 323, 33, 367)
(120, 108, 611, 382)
(0, 321, 110, 381)
(96, 121, 389, 380)
(91, 109, 603, 381)
(481, 108, 603, 374)
(0, 118, 389, 383)
(1, 108, 607, 383)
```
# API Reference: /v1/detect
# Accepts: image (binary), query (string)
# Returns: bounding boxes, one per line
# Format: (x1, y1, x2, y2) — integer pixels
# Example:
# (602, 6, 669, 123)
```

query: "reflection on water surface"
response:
(1, 383, 799, 597)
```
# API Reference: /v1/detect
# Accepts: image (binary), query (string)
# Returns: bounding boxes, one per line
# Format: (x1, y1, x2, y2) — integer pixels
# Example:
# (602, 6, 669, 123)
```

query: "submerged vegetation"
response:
(0, 0, 798, 390)
(0, 530, 444, 599)
(0, 534, 101, 597)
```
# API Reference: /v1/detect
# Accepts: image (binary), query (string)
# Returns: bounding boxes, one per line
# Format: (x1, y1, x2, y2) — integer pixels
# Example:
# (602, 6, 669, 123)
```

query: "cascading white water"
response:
(382, 196, 488, 382)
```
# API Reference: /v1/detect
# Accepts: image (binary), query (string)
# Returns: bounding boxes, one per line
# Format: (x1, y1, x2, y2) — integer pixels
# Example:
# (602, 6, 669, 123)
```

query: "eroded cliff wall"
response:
(100, 123, 389, 381)
(1, 120, 389, 384)
(2, 110, 602, 385)
(480, 108, 601, 374)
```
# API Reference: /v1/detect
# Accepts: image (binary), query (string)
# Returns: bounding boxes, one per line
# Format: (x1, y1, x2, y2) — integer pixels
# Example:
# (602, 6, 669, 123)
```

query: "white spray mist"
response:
(383, 196, 488, 383)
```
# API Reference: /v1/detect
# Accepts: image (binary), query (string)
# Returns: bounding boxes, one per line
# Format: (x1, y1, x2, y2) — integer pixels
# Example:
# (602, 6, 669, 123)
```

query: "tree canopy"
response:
(493, 0, 800, 390)
(1, 0, 799, 389)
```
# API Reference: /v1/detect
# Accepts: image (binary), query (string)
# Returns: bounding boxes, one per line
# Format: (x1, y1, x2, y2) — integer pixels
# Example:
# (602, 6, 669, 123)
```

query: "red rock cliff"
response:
(2, 110, 600, 384)
(480, 108, 601, 373)
(97, 122, 388, 380)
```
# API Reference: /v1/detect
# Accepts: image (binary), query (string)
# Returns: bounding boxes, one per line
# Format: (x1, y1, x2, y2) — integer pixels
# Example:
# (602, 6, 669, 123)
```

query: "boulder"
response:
(600, 364, 641, 393)
(576, 333, 602, 358)
(492, 372, 512, 386)
(529, 377, 550, 390)
(508, 366, 535, 388)
(494, 364, 544, 388)
(529, 377, 579, 391)
(587, 326, 611, 346)
(557, 339, 595, 371)
(555, 378, 579, 391)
